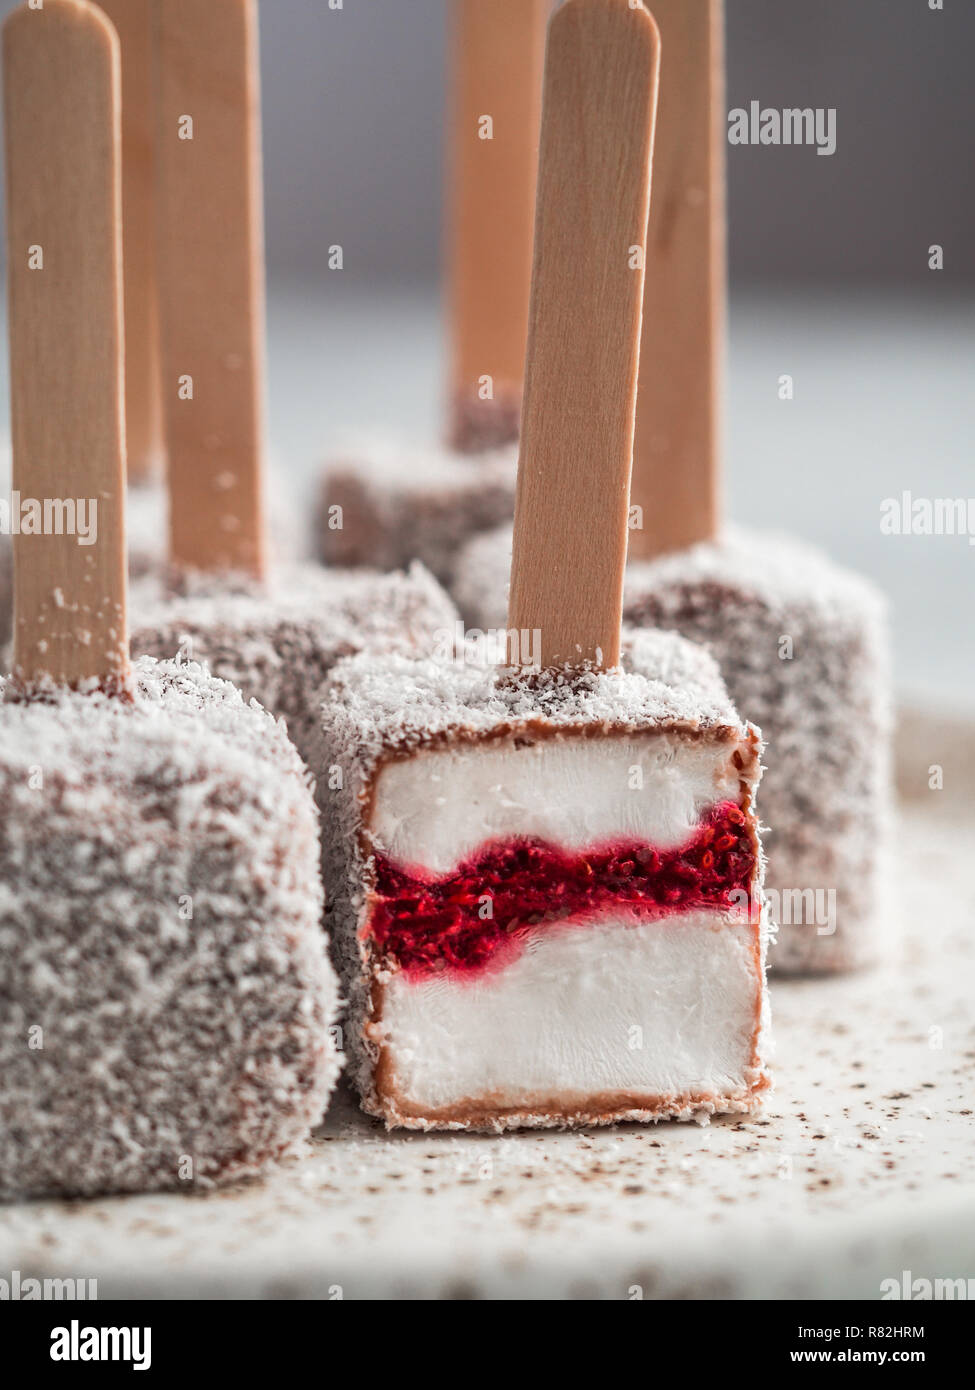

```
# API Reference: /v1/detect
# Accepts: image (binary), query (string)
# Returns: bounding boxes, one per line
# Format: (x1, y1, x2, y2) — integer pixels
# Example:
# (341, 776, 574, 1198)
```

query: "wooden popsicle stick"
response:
(4, 0, 129, 693)
(153, 0, 267, 578)
(446, 0, 549, 453)
(506, 0, 661, 671)
(629, 0, 723, 560)
(97, 0, 161, 483)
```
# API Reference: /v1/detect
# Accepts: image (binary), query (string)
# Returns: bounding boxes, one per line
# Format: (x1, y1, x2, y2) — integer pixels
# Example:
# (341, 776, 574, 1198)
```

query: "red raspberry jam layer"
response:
(370, 801, 755, 977)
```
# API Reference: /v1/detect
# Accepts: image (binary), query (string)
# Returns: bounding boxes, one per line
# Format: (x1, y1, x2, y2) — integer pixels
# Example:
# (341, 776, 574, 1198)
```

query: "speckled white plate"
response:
(1, 708, 972, 1300)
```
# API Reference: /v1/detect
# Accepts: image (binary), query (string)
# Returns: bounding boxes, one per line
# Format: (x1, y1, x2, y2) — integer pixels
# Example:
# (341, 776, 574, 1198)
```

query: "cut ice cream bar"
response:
(129, 561, 458, 775)
(0, 658, 341, 1200)
(320, 629, 771, 1131)
(313, 0, 771, 1132)
(317, 442, 516, 584)
(450, 522, 892, 973)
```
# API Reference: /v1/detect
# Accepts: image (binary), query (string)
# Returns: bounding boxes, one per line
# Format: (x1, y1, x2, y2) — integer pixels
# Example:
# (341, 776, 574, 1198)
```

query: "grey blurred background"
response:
(261, 0, 975, 287)
(0, 0, 971, 709)
(0, 0, 968, 283)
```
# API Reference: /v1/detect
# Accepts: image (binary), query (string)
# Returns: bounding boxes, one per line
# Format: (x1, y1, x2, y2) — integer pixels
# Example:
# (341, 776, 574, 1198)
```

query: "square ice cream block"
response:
(318, 627, 772, 1132)
(450, 522, 893, 974)
(128, 561, 459, 772)
(0, 656, 341, 1200)
(316, 438, 517, 586)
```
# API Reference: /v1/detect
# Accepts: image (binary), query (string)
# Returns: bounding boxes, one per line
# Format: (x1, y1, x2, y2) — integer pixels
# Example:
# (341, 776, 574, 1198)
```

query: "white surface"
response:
(373, 733, 745, 875)
(383, 911, 763, 1115)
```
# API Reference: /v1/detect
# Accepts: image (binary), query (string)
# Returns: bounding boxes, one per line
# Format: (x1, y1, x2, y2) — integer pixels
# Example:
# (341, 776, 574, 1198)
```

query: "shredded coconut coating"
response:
(129, 562, 458, 772)
(323, 629, 744, 768)
(450, 523, 893, 973)
(315, 633, 768, 1127)
(0, 657, 341, 1201)
(316, 439, 517, 583)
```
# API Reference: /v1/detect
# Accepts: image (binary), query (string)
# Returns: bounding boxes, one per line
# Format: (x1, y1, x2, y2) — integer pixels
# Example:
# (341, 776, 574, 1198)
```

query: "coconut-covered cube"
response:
(0, 657, 341, 1200)
(317, 443, 517, 585)
(318, 629, 771, 1133)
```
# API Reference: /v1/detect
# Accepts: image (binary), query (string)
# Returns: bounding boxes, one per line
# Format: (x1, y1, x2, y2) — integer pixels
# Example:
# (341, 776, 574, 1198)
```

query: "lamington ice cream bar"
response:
(0, 0, 340, 1199)
(0, 657, 340, 1200)
(319, 0, 771, 1131)
(320, 633, 771, 1130)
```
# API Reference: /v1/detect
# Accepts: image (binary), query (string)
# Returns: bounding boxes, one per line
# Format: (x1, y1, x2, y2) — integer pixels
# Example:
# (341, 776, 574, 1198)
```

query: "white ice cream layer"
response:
(382, 911, 762, 1114)
(372, 734, 743, 876)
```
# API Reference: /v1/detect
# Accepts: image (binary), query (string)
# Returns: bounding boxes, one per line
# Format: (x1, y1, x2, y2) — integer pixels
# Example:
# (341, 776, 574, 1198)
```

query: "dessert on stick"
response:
(129, 0, 457, 767)
(451, 0, 892, 974)
(316, 0, 549, 583)
(319, 0, 771, 1131)
(0, 0, 339, 1200)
